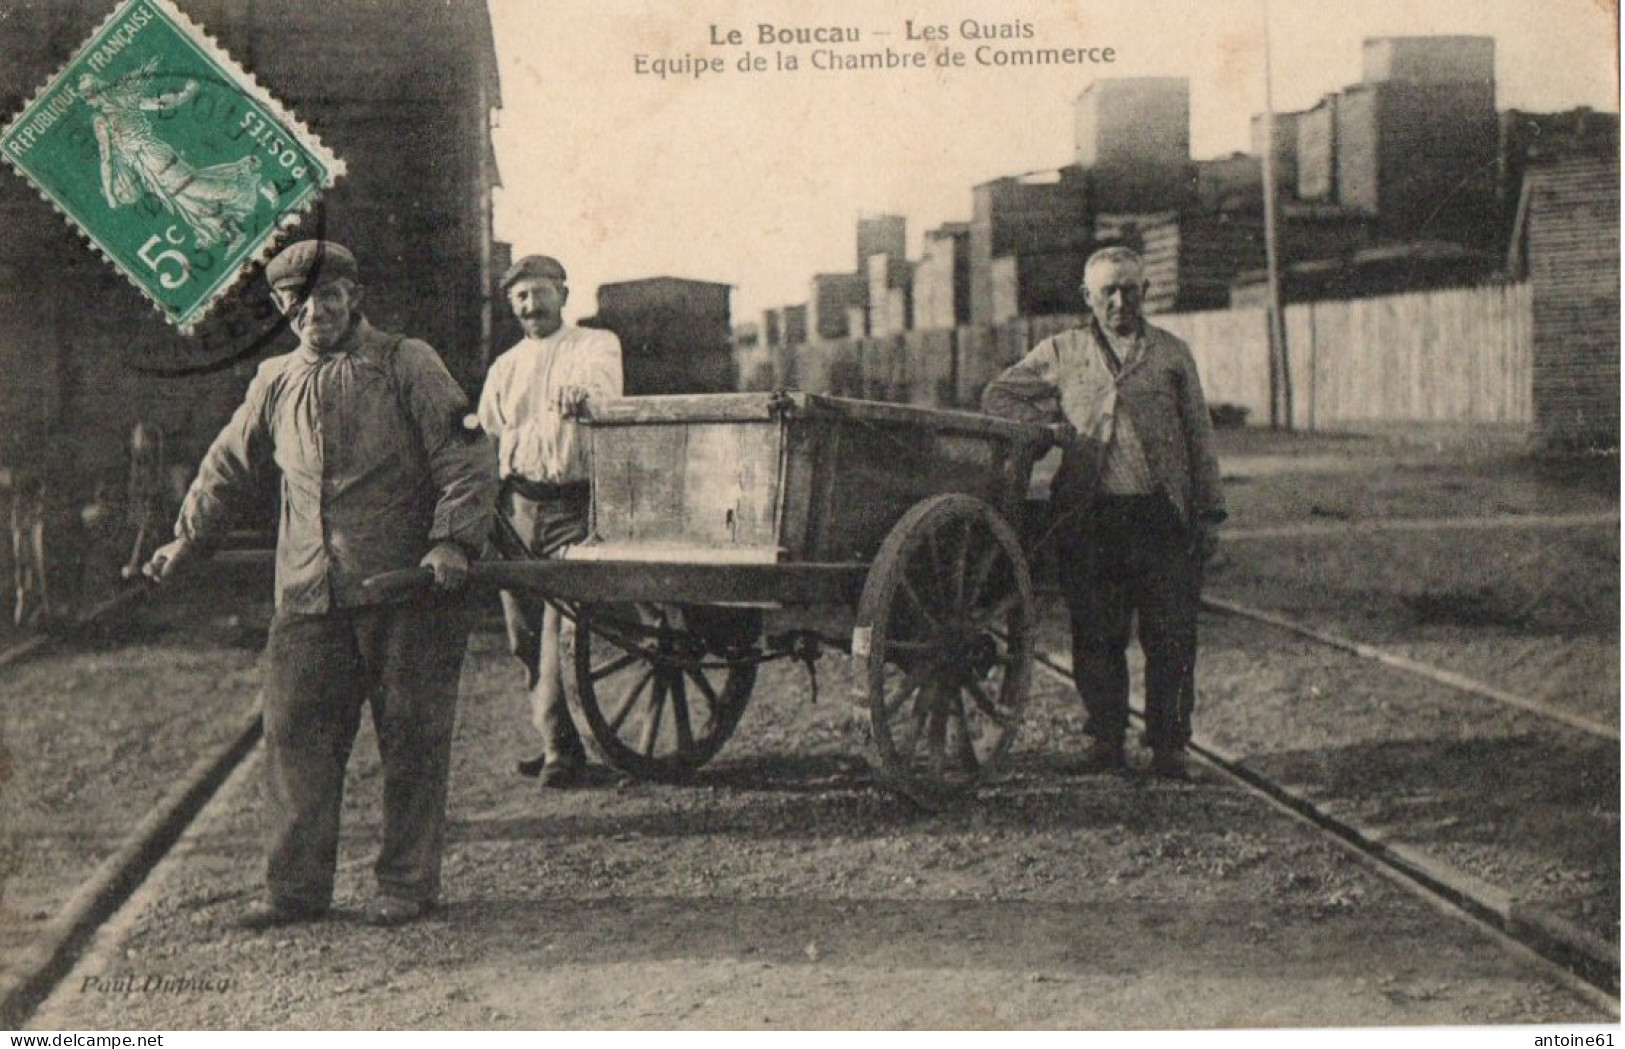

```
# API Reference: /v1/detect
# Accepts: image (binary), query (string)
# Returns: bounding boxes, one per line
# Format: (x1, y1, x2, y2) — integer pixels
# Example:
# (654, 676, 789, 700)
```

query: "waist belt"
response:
(503, 476, 589, 501)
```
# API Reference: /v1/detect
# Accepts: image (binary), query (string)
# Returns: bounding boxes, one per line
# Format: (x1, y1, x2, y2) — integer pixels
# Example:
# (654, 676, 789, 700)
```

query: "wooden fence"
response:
(1285, 282, 1533, 428)
(740, 281, 1535, 429)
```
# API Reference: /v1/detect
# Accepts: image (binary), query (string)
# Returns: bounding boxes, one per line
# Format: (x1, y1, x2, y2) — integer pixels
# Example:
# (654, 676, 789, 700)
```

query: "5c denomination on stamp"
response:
(0, 0, 345, 332)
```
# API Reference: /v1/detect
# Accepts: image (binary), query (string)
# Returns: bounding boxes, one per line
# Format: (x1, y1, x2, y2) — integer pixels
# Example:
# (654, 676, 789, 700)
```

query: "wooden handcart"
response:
(378, 392, 1050, 808)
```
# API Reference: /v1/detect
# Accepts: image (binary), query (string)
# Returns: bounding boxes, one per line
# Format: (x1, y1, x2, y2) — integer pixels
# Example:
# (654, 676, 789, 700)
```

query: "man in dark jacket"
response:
(144, 240, 496, 927)
(982, 246, 1225, 780)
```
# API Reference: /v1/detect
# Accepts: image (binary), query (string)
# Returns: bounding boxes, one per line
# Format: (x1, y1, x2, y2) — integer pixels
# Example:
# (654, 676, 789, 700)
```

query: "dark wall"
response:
(0, 0, 500, 519)
(587, 279, 737, 395)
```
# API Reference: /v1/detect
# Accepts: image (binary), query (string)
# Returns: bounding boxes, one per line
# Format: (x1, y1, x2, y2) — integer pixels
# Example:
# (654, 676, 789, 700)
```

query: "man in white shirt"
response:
(477, 255, 623, 787)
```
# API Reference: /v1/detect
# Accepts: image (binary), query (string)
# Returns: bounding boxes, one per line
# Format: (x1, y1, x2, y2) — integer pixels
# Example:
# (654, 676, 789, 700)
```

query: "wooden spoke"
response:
(949, 691, 981, 769)
(638, 672, 668, 756)
(895, 573, 942, 631)
(589, 650, 642, 683)
(881, 662, 933, 722)
(685, 664, 720, 707)
(925, 686, 949, 777)
(683, 667, 720, 734)
(949, 519, 975, 611)
(897, 681, 934, 762)
(969, 589, 1024, 630)
(963, 676, 1012, 727)
(606, 667, 655, 734)
(963, 543, 1003, 610)
(669, 670, 695, 754)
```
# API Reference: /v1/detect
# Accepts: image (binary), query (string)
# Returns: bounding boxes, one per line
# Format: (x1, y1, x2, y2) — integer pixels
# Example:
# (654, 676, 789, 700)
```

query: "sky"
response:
(487, 0, 1619, 325)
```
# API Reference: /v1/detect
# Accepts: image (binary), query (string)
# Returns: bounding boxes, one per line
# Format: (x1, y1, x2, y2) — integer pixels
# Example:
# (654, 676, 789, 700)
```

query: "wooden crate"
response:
(575, 393, 1043, 565)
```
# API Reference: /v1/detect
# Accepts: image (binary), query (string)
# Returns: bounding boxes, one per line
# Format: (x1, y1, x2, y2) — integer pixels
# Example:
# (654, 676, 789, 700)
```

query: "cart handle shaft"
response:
(362, 566, 436, 601)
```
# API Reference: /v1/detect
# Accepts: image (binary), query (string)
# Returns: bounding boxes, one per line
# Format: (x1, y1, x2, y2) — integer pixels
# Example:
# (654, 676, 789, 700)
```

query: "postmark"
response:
(0, 0, 344, 333)
(120, 198, 328, 377)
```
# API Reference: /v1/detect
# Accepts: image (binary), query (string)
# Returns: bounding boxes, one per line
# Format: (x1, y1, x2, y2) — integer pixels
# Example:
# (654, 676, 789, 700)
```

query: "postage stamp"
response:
(0, 0, 344, 332)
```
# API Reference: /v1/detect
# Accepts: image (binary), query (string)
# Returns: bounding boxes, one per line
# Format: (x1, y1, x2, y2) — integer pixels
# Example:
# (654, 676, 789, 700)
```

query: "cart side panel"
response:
(681, 422, 782, 546)
(808, 417, 1028, 562)
(591, 419, 784, 554)
(583, 393, 1043, 567)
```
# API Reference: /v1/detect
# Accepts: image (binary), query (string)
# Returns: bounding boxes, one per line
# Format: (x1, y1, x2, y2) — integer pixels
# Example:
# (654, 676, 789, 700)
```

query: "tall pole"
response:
(1259, 0, 1293, 431)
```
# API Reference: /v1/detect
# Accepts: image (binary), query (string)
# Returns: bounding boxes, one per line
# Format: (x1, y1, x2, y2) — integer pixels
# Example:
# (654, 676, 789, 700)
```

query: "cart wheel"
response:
(572, 603, 761, 781)
(855, 494, 1034, 808)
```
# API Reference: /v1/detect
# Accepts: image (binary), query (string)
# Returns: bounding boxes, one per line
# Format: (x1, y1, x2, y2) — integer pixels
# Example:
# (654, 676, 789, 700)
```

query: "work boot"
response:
(1073, 737, 1127, 775)
(234, 900, 327, 931)
(364, 895, 437, 928)
(538, 759, 584, 789)
(1151, 748, 1191, 781)
(538, 738, 587, 789)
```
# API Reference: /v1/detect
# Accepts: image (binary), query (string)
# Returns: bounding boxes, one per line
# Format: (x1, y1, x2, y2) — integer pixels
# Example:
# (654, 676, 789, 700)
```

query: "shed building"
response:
(1514, 156, 1620, 448)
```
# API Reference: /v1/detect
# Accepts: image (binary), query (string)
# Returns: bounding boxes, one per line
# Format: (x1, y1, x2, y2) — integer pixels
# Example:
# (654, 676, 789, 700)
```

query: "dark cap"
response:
(265, 240, 359, 291)
(501, 254, 567, 291)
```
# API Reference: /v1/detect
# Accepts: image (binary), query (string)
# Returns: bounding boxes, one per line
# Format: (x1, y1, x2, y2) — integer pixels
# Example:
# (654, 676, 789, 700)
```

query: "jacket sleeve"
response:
(393, 339, 498, 552)
(1176, 347, 1227, 524)
(980, 342, 1062, 426)
(174, 361, 277, 551)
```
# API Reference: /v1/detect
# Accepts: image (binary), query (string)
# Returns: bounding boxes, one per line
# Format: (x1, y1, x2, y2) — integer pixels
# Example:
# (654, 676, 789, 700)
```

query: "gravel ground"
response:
(0, 563, 269, 980)
(26, 628, 1615, 1029)
(1207, 527, 1618, 721)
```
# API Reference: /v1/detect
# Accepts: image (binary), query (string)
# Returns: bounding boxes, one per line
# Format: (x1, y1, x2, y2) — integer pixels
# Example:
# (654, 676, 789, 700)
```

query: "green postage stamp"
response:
(0, 0, 344, 331)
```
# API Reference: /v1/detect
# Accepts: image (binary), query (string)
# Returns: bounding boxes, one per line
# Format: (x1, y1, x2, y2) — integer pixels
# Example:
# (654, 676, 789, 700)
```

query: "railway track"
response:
(3, 577, 1616, 1026)
(1027, 643, 1618, 1006)
(0, 566, 270, 1028)
(0, 587, 146, 673)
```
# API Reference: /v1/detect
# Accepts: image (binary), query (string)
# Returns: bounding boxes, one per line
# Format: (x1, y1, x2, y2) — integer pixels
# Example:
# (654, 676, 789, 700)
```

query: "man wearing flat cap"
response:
(477, 254, 623, 788)
(144, 239, 497, 928)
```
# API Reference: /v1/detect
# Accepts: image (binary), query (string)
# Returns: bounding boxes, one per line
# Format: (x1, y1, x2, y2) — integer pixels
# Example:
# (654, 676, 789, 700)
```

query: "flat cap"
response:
(265, 240, 359, 291)
(501, 254, 567, 290)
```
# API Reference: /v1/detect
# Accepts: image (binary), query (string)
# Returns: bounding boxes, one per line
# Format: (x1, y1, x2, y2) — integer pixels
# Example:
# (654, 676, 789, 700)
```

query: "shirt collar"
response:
(1089, 316, 1145, 370)
(523, 323, 573, 347)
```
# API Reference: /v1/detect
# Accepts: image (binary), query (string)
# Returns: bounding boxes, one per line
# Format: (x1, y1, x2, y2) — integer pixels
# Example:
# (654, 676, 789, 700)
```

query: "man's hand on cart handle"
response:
(138, 537, 198, 584)
(361, 567, 437, 601)
(420, 542, 470, 591)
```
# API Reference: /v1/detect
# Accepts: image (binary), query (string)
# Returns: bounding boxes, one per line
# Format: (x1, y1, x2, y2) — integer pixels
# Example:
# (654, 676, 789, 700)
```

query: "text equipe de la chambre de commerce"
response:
(632, 18, 1117, 80)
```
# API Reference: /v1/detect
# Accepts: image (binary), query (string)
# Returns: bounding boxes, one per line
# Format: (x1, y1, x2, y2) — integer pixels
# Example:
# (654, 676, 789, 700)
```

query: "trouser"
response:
(1055, 493, 1201, 753)
(496, 480, 590, 760)
(261, 598, 471, 910)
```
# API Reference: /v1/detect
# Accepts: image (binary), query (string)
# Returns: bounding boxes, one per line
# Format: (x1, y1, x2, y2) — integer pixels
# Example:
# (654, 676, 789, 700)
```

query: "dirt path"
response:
(25, 629, 1615, 1030)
